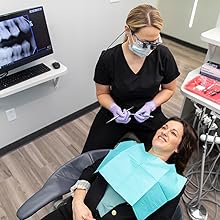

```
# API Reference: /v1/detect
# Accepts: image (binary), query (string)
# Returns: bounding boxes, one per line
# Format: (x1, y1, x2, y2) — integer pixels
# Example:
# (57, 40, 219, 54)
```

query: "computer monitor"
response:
(0, 6, 53, 74)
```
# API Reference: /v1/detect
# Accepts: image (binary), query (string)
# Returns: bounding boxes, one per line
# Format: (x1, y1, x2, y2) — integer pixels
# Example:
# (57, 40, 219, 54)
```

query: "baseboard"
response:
(161, 33, 207, 54)
(0, 102, 100, 156)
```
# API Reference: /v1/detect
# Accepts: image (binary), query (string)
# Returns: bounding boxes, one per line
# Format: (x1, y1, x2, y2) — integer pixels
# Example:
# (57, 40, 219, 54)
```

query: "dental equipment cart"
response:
(181, 28, 220, 220)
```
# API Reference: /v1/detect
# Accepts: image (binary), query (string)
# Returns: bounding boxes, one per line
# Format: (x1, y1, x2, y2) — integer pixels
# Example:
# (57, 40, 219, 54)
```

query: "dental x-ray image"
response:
(0, 6, 53, 75)
(0, 15, 37, 67)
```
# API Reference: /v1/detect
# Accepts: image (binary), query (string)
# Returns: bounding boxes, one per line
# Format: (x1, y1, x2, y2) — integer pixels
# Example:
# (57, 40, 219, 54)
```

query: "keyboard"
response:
(0, 63, 51, 91)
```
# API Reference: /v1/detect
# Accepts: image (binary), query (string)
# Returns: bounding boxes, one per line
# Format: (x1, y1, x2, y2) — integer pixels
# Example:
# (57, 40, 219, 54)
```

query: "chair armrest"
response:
(16, 149, 109, 220)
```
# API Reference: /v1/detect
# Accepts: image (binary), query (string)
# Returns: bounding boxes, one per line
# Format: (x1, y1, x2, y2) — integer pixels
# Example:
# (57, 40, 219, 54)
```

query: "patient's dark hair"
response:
(166, 116, 198, 174)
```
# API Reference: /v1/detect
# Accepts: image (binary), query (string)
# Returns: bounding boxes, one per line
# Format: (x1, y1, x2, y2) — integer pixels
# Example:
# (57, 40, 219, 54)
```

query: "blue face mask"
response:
(128, 34, 162, 58)
(129, 43, 153, 57)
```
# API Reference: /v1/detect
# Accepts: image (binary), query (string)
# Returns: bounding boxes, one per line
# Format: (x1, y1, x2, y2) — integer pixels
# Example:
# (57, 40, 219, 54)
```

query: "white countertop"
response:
(201, 28, 220, 47)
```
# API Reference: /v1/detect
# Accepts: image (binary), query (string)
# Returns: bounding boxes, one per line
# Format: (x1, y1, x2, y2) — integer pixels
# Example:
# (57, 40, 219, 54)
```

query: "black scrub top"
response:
(94, 44, 180, 111)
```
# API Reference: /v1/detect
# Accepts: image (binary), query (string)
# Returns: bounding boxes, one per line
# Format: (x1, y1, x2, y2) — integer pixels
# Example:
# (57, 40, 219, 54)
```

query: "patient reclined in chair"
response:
(17, 117, 197, 220)
(17, 148, 183, 220)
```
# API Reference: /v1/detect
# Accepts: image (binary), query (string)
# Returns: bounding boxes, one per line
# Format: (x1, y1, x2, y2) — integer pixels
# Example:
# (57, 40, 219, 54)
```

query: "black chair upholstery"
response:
(16, 148, 183, 220)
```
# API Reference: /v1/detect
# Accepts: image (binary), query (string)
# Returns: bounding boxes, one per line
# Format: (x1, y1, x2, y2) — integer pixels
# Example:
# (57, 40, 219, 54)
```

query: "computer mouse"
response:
(52, 62, 60, 69)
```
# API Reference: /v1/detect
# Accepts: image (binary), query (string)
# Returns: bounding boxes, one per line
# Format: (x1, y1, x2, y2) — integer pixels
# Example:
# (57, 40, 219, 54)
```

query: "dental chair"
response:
(16, 148, 183, 220)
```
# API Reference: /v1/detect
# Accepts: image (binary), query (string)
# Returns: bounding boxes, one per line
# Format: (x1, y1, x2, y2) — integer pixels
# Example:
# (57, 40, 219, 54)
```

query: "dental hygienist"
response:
(82, 4, 180, 153)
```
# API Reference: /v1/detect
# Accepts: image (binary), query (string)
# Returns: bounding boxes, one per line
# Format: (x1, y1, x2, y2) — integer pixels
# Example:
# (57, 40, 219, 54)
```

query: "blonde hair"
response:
(124, 4, 163, 42)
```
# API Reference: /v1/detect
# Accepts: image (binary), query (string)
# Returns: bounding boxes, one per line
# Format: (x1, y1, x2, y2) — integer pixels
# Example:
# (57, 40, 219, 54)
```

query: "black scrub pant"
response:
(82, 107, 167, 153)
(41, 198, 72, 220)
(41, 197, 134, 220)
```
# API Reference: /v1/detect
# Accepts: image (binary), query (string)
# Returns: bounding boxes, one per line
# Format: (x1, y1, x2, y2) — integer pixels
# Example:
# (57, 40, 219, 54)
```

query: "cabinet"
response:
(180, 27, 220, 118)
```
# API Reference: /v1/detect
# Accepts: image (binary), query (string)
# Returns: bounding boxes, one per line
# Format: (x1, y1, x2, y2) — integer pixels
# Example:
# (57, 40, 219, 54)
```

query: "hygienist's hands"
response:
(134, 100, 156, 123)
(72, 200, 96, 220)
(109, 103, 131, 124)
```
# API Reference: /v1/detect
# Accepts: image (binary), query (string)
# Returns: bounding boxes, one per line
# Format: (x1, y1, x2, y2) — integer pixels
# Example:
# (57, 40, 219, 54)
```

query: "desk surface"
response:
(0, 59, 67, 98)
(181, 68, 220, 115)
(200, 28, 220, 47)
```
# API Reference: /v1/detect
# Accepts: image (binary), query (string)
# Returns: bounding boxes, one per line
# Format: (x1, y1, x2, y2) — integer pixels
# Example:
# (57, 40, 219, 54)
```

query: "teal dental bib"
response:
(96, 141, 186, 220)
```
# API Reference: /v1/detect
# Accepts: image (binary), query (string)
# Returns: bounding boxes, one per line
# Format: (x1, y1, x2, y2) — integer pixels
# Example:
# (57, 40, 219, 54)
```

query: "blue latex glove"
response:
(109, 103, 131, 124)
(134, 100, 156, 123)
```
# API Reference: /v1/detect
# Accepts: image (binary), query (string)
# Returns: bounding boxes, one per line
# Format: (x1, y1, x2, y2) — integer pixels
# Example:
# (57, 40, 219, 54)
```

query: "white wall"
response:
(157, 0, 220, 48)
(217, 13, 220, 27)
(1, 0, 158, 149)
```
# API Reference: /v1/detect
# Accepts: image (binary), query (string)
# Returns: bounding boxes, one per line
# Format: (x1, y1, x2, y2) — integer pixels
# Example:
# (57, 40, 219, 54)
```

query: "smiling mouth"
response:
(158, 136, 167, 142)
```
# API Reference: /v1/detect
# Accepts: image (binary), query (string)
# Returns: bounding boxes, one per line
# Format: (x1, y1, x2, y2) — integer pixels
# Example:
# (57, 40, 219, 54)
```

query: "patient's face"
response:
(152, 120, 184, 155)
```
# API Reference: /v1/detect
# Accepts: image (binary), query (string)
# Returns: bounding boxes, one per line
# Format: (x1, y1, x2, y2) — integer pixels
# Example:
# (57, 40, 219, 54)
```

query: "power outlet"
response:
(5, 108, 17, 121)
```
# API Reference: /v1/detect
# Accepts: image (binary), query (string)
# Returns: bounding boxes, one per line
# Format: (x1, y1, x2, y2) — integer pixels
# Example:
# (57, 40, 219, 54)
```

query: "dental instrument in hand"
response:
(130, 113, 154, 118)
(106, 106, 134, 124)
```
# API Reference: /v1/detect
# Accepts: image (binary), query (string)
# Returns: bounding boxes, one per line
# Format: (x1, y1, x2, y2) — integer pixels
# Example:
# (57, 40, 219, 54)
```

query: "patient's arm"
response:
(71, 159, 103, 220)
(72, 189, 95, 220)
(79, 158, 103, 182)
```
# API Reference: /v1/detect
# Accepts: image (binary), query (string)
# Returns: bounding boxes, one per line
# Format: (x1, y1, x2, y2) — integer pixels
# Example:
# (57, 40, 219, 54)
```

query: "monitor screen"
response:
(0, 6, 53, 74)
